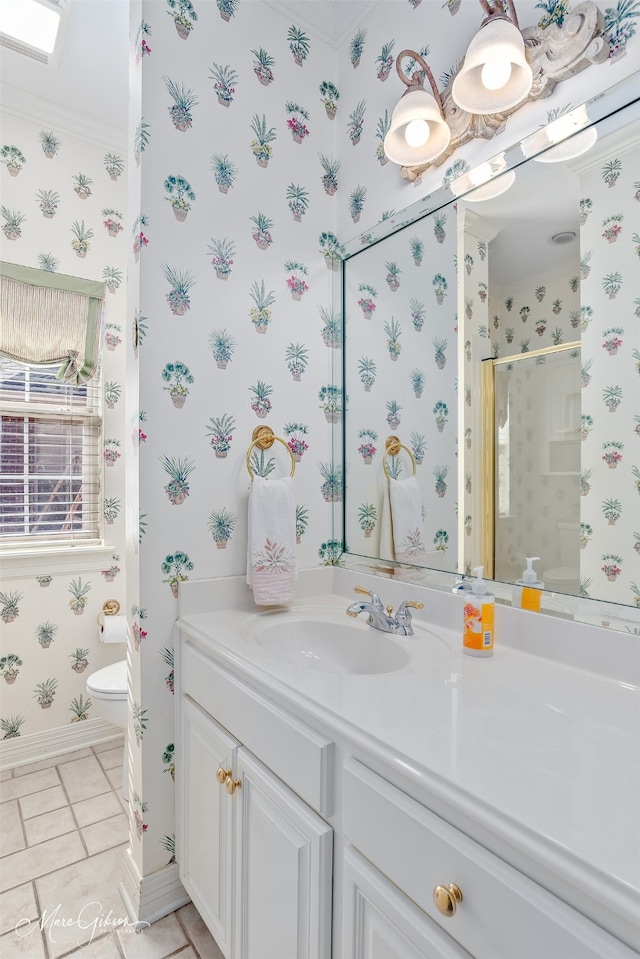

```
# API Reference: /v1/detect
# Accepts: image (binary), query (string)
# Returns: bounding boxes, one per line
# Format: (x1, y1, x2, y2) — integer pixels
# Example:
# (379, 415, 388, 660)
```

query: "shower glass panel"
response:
(493, 346, 581, 593)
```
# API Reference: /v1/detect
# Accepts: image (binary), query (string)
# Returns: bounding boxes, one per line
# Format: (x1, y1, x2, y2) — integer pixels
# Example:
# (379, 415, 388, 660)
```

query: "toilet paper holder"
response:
(97, 599, 120, 624)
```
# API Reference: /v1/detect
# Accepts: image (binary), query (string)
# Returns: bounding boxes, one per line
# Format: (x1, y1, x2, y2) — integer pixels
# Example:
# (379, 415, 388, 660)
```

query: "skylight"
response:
(0, 0, 65, 60)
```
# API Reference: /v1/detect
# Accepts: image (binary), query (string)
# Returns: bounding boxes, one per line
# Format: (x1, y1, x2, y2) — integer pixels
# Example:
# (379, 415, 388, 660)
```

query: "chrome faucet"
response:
(346, 586, 424, 636)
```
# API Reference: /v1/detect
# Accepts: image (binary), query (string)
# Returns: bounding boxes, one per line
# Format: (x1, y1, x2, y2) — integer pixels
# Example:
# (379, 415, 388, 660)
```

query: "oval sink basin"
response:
(250, 616, 410, 674)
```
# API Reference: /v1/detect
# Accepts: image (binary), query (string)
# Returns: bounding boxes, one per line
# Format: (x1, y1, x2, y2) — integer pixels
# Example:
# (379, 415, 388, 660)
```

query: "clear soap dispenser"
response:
(463, 566, 495, 657)
(513, 557, 544, 613)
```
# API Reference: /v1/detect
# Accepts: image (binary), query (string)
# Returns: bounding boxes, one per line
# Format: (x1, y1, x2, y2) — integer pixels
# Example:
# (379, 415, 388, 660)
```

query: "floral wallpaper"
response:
(344, 211, 458, 569)
(3, 0, 637, 904)
(0, 110, 128, 741)
(578, 139, 640, 606)
(134, 0, 340, 877)
(128, 0, 640, 885)
(460, 214, 493, 577)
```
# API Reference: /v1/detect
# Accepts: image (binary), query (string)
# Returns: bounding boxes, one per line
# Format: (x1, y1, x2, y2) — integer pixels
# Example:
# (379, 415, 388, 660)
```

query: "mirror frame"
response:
(337, 71, 640, 632)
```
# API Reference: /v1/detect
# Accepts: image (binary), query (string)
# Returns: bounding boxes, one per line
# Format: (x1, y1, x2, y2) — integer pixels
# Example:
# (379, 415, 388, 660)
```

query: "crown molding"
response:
(570, 128, 640, 175)
(264, 1, 378, 49)
(0, 83, 127, 152)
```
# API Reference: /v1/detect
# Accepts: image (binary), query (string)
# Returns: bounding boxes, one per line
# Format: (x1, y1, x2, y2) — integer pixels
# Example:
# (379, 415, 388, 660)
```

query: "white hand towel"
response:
(389, 476, 426, 565)
(246, 475, 296, 606)
(379, 477, 395, 561)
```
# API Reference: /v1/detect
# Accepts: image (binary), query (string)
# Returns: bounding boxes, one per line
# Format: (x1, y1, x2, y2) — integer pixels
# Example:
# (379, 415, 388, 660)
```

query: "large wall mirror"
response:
(342, 73, 639, 631)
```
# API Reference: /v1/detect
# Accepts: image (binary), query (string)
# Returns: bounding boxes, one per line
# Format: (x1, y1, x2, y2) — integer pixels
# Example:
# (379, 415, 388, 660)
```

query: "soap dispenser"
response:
(513, 557, 544, 613)
(463, 566, 495, 657)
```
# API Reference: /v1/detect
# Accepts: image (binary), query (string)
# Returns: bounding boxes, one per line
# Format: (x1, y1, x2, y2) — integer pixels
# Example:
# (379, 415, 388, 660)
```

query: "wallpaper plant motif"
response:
(134, 0, 340, 876)
(2, 0, 632, 896)
(579, 141, 640, 606)
(0, 111, 128, 740)
(344, 211, 458, 570)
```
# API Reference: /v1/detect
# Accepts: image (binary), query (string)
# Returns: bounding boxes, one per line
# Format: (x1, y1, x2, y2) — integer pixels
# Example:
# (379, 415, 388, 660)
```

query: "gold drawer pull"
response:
(433, 883, 463, 917)
(225, 776, 242, 795)
(216, 767, 232, 784)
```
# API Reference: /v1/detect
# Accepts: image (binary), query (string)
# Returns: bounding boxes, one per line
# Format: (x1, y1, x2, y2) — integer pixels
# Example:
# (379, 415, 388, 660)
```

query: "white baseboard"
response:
(119, 847, 189, 927)
(0, 718, 122, 771)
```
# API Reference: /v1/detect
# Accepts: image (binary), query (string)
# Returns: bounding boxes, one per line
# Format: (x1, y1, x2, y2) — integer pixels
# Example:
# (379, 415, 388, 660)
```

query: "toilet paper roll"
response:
(97, 612, 130, 644)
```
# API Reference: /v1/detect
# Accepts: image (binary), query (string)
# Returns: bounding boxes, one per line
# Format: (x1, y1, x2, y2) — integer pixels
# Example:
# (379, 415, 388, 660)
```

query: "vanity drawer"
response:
(181, 638, 334, 816)
(343, 758, 634, 959)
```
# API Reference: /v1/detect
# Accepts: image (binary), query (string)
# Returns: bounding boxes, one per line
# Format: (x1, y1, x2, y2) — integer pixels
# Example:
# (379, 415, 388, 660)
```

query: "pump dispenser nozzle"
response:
(522, 557, 540, 585)
(472, 566, 488, 595)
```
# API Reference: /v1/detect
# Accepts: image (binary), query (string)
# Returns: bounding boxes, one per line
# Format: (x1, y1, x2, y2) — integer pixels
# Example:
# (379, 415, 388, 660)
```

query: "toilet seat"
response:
(86, 660, 127, 698)
(542, 566, 579, 592)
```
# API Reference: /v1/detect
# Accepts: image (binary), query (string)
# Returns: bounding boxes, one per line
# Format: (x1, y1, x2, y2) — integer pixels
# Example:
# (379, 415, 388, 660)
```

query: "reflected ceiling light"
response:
(451, 0, 533, 115)
(548, 231, 577, 246)
(384, 50, 451, 167)
(0, 0, 64, 55)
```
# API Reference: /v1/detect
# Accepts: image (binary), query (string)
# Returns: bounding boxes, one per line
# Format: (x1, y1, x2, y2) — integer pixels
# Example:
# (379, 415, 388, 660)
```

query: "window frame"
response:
(0, 359, 105, 552)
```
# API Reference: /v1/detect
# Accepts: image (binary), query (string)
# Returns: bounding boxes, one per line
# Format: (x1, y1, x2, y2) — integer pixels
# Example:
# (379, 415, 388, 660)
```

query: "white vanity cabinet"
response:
(176, 607, 639, 959)
(342, 758, 637, 959)
(176, 635, 333, 959)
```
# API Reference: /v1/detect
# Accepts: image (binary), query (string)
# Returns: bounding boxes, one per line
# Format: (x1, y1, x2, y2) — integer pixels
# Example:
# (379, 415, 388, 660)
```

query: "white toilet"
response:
(86, 659, 128, 729)
(86, 659, 129, 800)
(543, 521, 580, 595)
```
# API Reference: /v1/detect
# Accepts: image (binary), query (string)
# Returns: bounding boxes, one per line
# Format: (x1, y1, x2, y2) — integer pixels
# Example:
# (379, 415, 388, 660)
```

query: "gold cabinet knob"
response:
(225, 776, 242, 795)
(433, 883, 463, 917)
(216, 766, 232, 785)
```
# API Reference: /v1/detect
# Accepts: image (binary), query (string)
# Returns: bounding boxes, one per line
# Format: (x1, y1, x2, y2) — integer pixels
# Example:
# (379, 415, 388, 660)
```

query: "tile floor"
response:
(0, 739, 223, 959)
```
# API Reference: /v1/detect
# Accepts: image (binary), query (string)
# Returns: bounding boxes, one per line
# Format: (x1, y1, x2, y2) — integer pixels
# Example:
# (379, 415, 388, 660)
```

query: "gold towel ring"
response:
(383, 435, 417, 478)
(246, 426, 296, 478)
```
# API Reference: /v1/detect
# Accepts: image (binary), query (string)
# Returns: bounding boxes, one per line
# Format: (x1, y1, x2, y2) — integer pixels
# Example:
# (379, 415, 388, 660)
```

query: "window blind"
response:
(0, 261, 105, 385)
(0, 361, 102, 545)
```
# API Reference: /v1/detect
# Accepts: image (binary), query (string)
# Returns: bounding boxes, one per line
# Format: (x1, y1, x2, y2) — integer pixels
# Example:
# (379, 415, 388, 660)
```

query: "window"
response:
(0, 360, 102, 546)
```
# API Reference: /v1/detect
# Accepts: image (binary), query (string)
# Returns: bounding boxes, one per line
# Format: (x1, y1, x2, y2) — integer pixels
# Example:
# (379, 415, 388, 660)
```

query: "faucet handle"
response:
(396, 599, 424, 626)
(354, 585, 384, 609)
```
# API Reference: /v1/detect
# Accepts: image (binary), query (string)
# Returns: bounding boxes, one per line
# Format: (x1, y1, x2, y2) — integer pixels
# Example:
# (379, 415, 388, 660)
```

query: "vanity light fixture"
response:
(383, 50, 451, 167)
(451, 0, 532, 115)
(386, 1, 609, 182)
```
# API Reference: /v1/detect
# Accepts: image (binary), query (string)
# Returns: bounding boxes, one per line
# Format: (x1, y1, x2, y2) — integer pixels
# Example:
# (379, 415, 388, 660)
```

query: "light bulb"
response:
(480, 60, 512, 91)
(404, 118, 431, 148)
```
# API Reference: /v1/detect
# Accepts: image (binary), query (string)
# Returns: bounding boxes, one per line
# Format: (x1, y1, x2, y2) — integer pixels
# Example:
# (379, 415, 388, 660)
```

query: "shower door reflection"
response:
(492, 345, 582, 595)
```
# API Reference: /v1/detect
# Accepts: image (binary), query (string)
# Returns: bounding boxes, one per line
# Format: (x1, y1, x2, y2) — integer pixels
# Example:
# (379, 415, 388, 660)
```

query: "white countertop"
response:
(176, 569, 640, 942)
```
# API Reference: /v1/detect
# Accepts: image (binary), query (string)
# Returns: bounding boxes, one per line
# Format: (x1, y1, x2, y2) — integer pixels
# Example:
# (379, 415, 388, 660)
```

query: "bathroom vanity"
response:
(175, 568, 640, 959)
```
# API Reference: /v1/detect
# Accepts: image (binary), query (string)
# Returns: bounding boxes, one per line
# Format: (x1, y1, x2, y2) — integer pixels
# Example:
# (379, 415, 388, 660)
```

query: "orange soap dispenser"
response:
(513, 557, 544, 613)
(463, 566, 495, 657)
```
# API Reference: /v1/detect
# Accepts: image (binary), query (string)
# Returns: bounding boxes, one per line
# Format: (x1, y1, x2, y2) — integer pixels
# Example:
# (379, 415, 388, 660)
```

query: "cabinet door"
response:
(234, 747, 332, 959)
(343, 848, 472, 959)
(177, 697, 238, 959)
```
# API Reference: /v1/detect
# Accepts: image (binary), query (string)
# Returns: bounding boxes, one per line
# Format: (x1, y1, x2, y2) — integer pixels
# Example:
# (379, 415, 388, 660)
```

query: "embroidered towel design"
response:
(389, 476, 426, 565)
(246, 475, 296, 606)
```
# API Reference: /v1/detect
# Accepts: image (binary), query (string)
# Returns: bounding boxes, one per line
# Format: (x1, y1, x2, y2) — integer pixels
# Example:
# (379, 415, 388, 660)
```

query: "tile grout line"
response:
(55, 758, 91, 860)
(175, 909, 206, 959)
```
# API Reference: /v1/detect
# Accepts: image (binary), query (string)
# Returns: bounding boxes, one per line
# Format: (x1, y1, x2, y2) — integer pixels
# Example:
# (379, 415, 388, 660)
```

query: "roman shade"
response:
(0, 261, 105, 384)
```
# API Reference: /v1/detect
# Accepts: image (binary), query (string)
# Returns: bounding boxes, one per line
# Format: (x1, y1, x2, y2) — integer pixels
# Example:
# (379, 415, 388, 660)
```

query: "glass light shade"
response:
(453, 169, 516, 202)
(451, 17, 533, 115)
(384, 88, 451, 166)
(534, 127, 598, 163)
